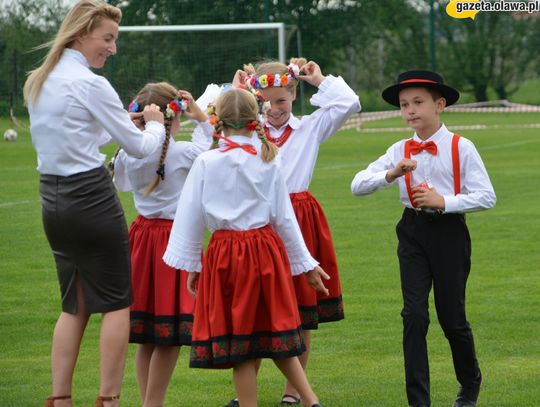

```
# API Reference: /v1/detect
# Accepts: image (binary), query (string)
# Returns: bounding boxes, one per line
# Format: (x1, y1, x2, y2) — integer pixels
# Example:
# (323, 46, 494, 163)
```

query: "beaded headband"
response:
(128, 97, 188, 119)
(246, 64, 301, 90)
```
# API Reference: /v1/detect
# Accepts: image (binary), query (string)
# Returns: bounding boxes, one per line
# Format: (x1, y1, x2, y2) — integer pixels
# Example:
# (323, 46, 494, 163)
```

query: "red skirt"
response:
(190, 226, 305, 369)
(128, 215, 194, 346)
(290, 191, 344, 329)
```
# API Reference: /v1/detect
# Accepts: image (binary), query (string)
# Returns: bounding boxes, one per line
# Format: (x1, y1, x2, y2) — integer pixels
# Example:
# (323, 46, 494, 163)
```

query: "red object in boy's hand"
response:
(412, 181, 429, 191)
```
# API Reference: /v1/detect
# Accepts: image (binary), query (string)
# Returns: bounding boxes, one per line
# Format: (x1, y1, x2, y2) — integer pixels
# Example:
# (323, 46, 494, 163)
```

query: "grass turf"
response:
(0, 111, 539, 406)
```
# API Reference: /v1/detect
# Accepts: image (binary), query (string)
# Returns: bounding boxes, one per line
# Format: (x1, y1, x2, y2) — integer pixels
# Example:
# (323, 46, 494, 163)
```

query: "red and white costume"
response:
(163, 136, 319, 368)
(265, 75, 361, 328)
(113, 123, 211, 345)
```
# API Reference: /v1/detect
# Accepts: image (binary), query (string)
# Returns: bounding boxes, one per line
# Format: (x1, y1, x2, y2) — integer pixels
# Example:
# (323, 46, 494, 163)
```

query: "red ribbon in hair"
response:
(245, 121, 258, 131)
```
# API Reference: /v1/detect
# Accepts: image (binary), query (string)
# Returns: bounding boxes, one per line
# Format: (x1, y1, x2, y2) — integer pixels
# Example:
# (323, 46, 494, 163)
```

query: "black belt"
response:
(405, 207, 444, 220)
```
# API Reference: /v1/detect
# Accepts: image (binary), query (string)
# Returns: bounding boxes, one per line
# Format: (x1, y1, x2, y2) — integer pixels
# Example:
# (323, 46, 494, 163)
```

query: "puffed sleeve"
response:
(111, 150, 132, 192)
(308, 75, 361, 143)
(163, 156, 207, 272)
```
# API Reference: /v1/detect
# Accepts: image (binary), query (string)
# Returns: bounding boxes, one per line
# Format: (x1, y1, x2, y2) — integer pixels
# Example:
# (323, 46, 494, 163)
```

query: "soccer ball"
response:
(3, 128, 17, 141)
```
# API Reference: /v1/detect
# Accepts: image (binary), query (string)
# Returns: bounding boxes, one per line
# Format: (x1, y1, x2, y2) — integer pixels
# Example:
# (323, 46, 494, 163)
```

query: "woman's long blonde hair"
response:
(211, 89, 278, 163)
(23, 0, 121, 105)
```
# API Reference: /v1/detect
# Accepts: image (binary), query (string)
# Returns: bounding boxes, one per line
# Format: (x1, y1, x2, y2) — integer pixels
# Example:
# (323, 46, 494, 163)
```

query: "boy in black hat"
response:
(351, 70, 496, 407)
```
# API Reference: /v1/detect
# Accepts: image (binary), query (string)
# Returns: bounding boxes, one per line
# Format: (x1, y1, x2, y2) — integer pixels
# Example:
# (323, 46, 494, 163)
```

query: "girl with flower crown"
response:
(163, 88, 329, 407)
(227, 58, 361, 406)
(111, 82, 211, 407)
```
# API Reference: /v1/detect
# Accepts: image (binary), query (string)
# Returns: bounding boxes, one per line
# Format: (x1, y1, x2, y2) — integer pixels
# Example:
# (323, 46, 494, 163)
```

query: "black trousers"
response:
(396, 208, 481, 406)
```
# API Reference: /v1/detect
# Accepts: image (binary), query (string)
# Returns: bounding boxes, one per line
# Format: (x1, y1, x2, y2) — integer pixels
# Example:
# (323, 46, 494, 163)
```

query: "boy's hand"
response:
(305, 266, 330, 296)
(412, 186, 445, 210)
(386, 159, 417, 182)
(232, 69, 249, 88)
(298, 61, 326, 88)
(178, 90, 207, 122)
(187, 272, 200, 297)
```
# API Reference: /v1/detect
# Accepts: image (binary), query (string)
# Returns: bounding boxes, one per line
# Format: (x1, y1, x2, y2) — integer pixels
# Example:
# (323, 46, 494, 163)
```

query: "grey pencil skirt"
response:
(39, 166, 132, 314)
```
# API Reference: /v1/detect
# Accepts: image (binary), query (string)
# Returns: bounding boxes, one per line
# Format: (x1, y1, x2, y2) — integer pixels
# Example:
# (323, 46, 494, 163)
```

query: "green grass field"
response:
(1, 112, 539, 406)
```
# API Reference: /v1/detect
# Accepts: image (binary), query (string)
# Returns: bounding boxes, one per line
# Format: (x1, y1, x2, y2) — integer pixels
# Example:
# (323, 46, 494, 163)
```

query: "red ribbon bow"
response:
(408, 140, 437, 156)
(214, 134, 257, 155)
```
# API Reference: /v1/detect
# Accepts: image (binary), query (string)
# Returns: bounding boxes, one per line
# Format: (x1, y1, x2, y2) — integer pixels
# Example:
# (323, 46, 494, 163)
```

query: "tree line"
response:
(1, 0, 539, 116)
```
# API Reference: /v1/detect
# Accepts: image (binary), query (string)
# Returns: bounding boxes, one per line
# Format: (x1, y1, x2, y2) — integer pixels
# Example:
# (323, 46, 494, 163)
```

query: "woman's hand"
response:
(129, 112, 145, 130)
(143, 103, 164, 124)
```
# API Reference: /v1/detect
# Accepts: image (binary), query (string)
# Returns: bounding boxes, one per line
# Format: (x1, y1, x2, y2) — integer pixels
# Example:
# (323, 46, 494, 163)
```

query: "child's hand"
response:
(143, 103, 164, 124)
(187, 272, 200, 297)
(178, 90, 207, 122)
(412, 186, 445, 210)
(386, 159, 417, 182)
(232, 69, 249, 88)
(298, 61, 326, 88)
(306, 266, 330, 296)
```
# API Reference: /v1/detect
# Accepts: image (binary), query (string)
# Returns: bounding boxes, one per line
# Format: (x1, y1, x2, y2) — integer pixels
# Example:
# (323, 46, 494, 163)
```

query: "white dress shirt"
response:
(162, 135, 319, 274)
(28, 48, 165, 176)
(350, 124, 496, 213)
(264, 75, 361, 193)
(113, 138, 208, 220)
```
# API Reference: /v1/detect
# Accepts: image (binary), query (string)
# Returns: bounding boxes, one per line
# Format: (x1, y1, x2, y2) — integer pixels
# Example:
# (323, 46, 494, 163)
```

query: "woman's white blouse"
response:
(28, 48, 165, 176)
(163, 136, 319, 275)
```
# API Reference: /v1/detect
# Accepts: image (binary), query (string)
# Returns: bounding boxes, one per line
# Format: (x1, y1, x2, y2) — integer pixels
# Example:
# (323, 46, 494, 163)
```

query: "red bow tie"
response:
(409, 140, 437, 156)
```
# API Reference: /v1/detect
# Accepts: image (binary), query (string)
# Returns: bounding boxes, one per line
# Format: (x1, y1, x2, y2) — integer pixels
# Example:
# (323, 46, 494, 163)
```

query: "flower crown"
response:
(246, 64, 301, 90)
(128, 97, 188, 119)
(206, 105, 258, 131)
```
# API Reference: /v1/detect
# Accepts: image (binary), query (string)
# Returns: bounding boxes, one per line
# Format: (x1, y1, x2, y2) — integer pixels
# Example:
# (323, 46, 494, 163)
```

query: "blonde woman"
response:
(24, 1, 166, 406)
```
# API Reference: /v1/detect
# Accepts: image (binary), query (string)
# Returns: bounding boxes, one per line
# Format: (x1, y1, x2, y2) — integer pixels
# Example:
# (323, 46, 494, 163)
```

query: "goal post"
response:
(119, 23, 286, 64)
(102, 22, 288, 107)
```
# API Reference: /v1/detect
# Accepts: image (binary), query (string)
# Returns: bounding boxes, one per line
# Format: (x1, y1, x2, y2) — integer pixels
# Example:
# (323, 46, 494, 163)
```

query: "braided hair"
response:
(122, 82, 179, 196)
(212, 89, 278, 163)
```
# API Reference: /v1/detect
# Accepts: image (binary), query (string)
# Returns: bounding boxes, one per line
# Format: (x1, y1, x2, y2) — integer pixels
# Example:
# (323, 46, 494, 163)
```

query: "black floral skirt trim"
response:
(189, 327, 306, 369)
(130, 311, 193, 346)
(299, 295, 345, 330)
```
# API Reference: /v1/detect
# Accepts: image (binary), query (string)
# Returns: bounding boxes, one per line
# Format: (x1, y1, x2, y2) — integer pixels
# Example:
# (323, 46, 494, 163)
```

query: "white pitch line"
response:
(0, 200, 37, 208)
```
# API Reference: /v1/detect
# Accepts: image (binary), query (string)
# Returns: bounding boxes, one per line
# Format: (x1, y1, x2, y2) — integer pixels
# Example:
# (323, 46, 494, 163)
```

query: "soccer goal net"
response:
(103, 22, 287, 106)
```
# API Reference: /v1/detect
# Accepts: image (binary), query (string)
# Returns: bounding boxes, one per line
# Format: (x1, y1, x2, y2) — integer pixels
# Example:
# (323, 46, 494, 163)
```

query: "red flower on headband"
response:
(245, 121, 258, 131)
(168, 101, 180, 113)
(267, 73, 275, 87)
(209, 115, 217, 125)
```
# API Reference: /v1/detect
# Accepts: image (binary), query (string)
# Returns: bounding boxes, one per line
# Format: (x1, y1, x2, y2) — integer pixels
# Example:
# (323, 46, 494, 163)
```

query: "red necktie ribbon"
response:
(408, 140, 437, 155)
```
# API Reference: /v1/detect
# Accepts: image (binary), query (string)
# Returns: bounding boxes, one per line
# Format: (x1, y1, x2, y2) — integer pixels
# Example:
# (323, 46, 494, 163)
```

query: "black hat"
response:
(382, 70, 460, 107)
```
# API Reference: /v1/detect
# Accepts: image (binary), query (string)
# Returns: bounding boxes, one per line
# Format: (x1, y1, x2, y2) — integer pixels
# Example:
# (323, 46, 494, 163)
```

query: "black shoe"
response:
(409, 405, 430, 407)
(453, 375, 481, 407)
(452, 398, 477, 407)
(224, 398, 239, 407)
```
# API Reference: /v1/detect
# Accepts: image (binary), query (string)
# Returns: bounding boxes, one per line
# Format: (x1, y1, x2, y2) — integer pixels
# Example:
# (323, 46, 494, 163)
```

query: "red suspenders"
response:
(404, 134, 461, 208)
